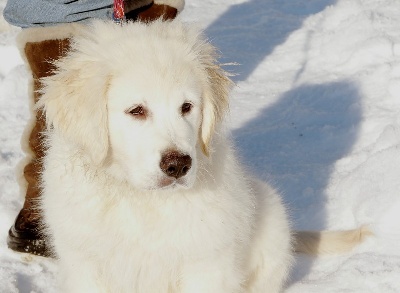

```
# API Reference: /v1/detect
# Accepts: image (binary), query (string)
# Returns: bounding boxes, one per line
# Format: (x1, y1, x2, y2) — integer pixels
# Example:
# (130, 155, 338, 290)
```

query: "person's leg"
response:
(4, 0, 184, 28)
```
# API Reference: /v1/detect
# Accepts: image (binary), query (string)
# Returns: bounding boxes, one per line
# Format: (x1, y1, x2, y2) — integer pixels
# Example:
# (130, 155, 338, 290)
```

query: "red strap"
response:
(113, 0, 125, 22)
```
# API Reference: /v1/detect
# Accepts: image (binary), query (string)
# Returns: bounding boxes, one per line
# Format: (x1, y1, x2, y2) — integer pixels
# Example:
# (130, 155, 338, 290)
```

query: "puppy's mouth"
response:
(157, 176, 190, 190)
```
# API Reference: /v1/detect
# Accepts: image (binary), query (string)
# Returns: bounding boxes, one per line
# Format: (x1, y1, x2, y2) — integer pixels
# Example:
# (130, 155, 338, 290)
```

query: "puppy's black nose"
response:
(160, 151, 192, 179)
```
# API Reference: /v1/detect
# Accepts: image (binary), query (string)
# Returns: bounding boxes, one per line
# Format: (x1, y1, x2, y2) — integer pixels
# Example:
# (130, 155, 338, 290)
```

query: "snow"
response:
(1, 0, 400, 291)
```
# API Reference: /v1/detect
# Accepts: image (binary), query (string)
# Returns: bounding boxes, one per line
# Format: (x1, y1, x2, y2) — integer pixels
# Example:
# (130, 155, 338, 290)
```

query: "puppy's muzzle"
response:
(160, 151, 192, 179)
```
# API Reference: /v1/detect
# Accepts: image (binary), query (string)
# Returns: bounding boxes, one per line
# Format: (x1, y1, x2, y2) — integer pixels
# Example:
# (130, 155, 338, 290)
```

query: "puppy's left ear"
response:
(37, 51, 110, 165)
(199, 46, 233, 156)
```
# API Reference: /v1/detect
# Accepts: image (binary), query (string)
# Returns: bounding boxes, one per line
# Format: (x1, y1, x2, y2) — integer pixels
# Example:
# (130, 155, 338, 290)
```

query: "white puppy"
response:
(38, 20, 369, 292)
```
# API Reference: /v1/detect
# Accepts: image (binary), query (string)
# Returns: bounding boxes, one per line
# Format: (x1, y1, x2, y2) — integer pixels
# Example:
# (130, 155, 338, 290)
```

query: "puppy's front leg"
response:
(58, 254, 106, 293)
(180, 251, 244, 293)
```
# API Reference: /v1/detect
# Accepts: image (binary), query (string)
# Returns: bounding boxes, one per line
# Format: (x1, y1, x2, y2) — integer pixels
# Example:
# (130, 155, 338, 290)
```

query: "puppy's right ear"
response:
(37, 49, 110, 165)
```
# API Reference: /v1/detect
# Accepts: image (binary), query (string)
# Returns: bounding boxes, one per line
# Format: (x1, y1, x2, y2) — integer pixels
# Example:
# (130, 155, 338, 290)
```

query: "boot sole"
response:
(7, 227, 52, 257)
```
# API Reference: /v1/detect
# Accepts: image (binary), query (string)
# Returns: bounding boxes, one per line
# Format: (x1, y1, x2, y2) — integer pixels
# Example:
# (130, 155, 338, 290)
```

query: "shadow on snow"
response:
(205, 0, 337, 82)
(232, 81, 362, 285)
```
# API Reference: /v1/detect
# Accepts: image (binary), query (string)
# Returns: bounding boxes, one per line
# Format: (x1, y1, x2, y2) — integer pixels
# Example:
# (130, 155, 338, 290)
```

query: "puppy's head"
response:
(39, 20, 232, 191)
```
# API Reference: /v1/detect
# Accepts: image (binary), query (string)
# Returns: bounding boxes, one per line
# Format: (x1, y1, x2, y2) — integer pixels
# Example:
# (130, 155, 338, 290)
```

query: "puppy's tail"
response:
(293, 226, 372, 255)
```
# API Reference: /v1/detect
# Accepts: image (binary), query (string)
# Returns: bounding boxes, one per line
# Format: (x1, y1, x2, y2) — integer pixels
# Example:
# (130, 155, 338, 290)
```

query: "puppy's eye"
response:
(181, 102, 193, 116)
(126, 105, 147, 119)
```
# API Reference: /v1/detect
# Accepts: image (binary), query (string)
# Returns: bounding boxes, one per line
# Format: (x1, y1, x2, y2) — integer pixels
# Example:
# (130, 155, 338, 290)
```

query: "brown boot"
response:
(7, 26, 73, 257)
(125, 0, 184, 22)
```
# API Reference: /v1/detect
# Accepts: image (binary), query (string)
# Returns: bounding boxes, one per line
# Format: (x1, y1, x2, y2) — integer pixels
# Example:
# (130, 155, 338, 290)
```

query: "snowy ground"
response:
(1, 0, 400, 292)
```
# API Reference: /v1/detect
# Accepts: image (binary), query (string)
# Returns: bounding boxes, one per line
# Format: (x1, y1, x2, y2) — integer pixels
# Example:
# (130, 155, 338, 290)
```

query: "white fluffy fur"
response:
(38, 20, 367, 292)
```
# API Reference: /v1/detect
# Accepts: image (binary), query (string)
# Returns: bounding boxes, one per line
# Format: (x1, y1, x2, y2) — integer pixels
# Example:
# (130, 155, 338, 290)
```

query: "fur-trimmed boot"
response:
(125, 0, 185, 22)
(7, 24, 79, 257)
(7, 0, 185, 257)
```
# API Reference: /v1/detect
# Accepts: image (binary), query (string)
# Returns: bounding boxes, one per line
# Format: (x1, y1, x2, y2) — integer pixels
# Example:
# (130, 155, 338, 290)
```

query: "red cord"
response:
(113, 0, 125, 22)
